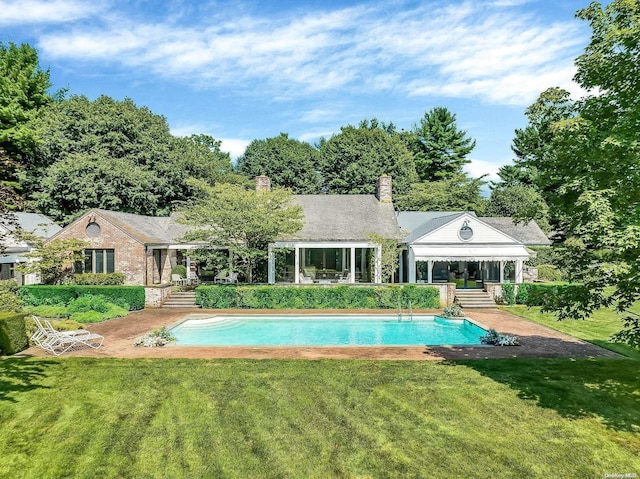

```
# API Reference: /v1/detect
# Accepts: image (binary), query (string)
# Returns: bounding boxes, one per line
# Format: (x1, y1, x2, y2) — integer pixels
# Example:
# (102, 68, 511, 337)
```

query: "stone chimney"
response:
(255, 175, 271, 192)
(376, 175, 392, 203)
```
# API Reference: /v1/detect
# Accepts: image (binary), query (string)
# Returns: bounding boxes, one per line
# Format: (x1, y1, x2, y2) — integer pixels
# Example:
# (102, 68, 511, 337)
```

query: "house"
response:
(49, 209, 202, 286)
(0, 213, 62, 285)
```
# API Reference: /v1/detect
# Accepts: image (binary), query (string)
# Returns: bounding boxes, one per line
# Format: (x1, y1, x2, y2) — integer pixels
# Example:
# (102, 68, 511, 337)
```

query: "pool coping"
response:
(17, 307, 624, 360)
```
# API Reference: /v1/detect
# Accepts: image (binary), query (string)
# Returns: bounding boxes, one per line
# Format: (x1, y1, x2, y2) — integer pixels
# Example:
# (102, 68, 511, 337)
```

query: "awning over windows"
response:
(0, 253, 28, 264)
(411, 245, 531, 262)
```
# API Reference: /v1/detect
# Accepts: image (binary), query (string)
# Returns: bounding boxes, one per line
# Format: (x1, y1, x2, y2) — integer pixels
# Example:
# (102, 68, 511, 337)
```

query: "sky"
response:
(1, 0, 591, 182)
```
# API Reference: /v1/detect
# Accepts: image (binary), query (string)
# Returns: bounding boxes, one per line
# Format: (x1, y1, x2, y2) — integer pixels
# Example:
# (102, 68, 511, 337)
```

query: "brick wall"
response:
(53, 211, 147, 286)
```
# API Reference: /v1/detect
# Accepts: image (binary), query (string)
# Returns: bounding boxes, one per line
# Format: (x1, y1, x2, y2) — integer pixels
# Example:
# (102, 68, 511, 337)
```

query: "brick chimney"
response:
(255, 175, 271, 192)
(376, 175, 392, 203)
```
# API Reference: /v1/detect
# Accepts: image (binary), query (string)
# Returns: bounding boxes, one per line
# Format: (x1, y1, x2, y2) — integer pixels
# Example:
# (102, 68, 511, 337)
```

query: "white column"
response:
(374, 245, 382, 283)
(350, 247, 356, 283)
(294, 245, 300, 284)
(268, 244, 275, 284)
(360, 249, 366, 281)
(342, 248, 346, 273)
(408, 247, 416, 283)
(515, 259, 524, 284)
(398, 251, 404, 284)
(186, 256, 191, 273)
(427, 260, 433, 283)
(499, 261, 505, 283)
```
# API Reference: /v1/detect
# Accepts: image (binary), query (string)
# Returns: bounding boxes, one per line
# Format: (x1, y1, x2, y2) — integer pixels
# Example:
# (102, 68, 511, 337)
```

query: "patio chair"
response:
(337, 272, 352, 284)
(31, 316, 104, 356)
(225, 272, 239, 284)
(172, 274, 190, 286)
(187, 271, 200, 285)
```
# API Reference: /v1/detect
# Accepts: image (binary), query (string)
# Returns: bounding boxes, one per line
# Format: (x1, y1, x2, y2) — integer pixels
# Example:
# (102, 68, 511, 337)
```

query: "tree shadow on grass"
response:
(0, 356, 54, 403)
(456, 355, 640, 433)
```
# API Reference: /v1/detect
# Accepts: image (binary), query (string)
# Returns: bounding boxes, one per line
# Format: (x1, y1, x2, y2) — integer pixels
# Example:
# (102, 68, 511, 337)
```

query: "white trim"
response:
(411, 244, 530, 262)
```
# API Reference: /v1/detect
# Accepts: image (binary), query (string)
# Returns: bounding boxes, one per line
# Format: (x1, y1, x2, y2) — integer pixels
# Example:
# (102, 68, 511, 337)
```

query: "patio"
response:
(18, 308, 621, 360)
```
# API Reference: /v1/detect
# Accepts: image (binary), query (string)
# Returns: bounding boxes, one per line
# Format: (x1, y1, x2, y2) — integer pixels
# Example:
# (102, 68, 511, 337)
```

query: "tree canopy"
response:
(319, 119, 417, 195)
(236, 133, 322, 193)
(484, 185, 550, 232)
(179, 183, 303, 283)
(395, 175, 487, 213)
(522, 0, 640, 345)
(407, 107, 476, 182)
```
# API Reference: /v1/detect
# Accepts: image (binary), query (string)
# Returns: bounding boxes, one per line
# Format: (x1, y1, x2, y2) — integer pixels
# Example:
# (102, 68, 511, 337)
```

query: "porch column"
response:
(374, 245, 382, 283)
(294, 245, 300, 284)
(515, 259, 524, 284)
(408, 247, 416, 283)
(186, 256, 191, 273)
(350, 247, 356, 283)
(398, 252, 404, 284)
(427, 260, 433, 283)
(268, 244, 275, 284)
(499, 261, 505, 283)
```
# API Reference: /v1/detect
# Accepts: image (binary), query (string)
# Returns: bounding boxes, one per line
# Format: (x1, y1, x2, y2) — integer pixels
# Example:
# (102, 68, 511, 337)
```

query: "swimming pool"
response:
(169, 314, 488, 347)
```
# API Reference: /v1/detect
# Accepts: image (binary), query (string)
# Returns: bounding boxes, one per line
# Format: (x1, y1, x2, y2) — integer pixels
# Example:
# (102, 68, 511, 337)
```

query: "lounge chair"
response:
(215, 271, 238, 284)
(31, 316, 104, 356)
(337, 272, 352, 283)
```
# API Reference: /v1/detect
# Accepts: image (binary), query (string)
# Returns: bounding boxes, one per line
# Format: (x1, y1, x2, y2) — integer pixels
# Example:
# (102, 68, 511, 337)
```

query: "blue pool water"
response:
(169, 315, 487, 346)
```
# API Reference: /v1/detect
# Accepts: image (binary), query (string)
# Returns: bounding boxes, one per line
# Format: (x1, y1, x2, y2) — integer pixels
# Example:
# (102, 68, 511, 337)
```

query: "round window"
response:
(86, 222, 101, 237)
(458, 221, 473, 241)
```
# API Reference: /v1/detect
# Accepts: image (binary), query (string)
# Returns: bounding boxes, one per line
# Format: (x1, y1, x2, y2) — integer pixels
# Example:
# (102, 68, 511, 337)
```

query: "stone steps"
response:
(163, 291, 199, 309)
(455, 290, 496, 309)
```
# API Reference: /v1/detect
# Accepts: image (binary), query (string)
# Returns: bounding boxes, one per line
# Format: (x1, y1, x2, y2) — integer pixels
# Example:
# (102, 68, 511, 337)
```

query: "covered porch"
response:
(268, 242, 382, 284)
(405, 245, 530, 287)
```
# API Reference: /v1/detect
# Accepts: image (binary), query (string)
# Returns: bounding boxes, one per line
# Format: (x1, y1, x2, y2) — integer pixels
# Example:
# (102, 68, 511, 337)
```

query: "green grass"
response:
(0, 358, 638, 478)
(503, 304, 640, 360)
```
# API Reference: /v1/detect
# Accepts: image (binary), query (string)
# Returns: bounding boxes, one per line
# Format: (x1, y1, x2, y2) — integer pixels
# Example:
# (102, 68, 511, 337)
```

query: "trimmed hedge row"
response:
(500, 283, 584, 307)
(18, 285, 146, 311)
(0, 312, 28, 355)
(196, 284, 441, 309)
(70, 273, 126, 285)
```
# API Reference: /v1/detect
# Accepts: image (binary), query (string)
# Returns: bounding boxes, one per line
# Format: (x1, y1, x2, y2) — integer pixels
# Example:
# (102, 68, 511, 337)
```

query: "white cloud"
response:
(0, 0, 100, 25)
(465, 158, 504, 181)
(219, 138, 250, 160)
(36, 1, 586, 107)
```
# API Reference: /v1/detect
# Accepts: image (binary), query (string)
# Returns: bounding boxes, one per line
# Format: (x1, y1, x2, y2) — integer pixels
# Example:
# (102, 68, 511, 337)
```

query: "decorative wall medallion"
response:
(86, 222, 101, 237)
(458, 220, 473, 241)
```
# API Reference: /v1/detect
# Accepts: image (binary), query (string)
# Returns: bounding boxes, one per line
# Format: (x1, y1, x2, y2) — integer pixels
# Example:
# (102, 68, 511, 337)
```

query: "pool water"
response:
(169, 315, 487, 347)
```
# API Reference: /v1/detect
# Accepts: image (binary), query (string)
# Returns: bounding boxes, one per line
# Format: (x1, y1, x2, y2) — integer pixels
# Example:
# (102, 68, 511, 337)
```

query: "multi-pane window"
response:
(80, 249, 115, 274)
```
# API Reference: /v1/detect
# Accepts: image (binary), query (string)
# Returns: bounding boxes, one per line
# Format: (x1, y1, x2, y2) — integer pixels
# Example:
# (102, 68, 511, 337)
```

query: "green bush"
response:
(525, 283, 584, 307)
(0, 280, 23, 312)
(171, 265, 188, 278)
(24, 304, 70, 318)
(195, 284, 441, 309)
(68, 295, 110, 314)
(71, 304, 128, 323)
(70, 273, 126, 285)
(537, 264, 563, 282)
(515, 283, 530, 305)
(0, 312, 28, 355)
(501, 284, 516, 305)
(19, 285, 145, 310)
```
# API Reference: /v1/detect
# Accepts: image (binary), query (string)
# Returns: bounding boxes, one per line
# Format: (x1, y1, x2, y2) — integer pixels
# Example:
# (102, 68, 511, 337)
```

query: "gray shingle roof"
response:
(283, 195, 400, 241)
(84, 209, 190, 244)
(479, 217, 550, 245)
(8, 213, 62, 238)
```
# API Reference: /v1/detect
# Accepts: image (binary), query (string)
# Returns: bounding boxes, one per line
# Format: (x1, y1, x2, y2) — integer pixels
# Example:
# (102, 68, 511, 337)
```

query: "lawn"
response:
(503, 304, 640, 360)
(1, 357, 638, 478)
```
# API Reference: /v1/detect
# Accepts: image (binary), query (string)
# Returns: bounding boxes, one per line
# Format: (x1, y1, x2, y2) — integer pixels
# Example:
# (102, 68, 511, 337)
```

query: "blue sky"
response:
(1, 0, 590, 180)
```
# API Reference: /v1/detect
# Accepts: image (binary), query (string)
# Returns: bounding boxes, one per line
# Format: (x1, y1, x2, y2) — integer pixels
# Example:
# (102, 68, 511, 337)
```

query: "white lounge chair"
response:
(31, 316, 104, 356)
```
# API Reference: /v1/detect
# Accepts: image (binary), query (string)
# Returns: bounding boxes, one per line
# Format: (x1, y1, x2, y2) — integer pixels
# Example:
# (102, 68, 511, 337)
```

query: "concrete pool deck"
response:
(20, 308, 622, 360)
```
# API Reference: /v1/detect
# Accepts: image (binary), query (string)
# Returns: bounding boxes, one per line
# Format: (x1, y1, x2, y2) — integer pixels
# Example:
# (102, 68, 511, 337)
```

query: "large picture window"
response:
(81, 249, 115, 274)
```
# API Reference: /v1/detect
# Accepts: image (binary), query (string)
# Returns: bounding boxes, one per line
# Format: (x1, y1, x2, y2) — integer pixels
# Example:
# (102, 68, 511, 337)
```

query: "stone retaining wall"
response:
(144, 284, 172, 307)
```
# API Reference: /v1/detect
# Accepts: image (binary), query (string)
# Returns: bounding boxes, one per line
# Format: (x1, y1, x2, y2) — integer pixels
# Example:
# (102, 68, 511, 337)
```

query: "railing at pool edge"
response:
(397, 299, 413, 322)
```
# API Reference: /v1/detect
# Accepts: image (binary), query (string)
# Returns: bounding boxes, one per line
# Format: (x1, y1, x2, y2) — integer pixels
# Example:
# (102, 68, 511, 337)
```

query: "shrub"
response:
(70, 273, 126, 285)
(537, 264, 563, 282)
(525, 283, 584, 307)
(24, 304, 70, 318)
(501, 284, 516, 305)
(515, 283, 530, 305)
(0, 280, 23, 312)
(19, 285, 145, 311)
(0, 312, 28, 354)
(71, 303, 128, 323)
(68, 295, 110, 314)
(134, 327, 176, 347)
(480, 328, 520, 346)
(442, 304, 464, 317)
(171, 265, 188, 279)
(195, 284, 440, 309)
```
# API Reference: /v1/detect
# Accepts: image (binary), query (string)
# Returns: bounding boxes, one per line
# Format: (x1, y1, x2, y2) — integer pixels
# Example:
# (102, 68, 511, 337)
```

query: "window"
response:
(79, 249, 115, 274)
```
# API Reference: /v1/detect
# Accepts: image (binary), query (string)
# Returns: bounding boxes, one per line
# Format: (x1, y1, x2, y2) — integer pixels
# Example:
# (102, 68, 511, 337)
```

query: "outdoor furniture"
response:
(31, 316, 104, 356)
(215, 271, 239, 284)
(187, 271, 200, 285)
(171, 274, 190, 286)
(337, 272, 352, 283)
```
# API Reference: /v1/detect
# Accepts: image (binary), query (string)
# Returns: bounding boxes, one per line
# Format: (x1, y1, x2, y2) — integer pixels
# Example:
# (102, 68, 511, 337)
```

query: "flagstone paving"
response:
(19, 307, 621, 360)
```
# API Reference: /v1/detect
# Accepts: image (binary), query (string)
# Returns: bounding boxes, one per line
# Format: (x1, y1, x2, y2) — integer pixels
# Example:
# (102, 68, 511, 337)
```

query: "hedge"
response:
(195, 284, 441, 309)
(0, 312, 28, 355)
(70, 273, 126, 285)
(19, 285, 146, 311)
(524, 283, 585, 307)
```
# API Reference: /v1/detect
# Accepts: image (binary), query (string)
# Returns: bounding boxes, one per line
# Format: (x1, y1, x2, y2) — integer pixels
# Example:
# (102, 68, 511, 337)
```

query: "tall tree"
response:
(0, 43, 52, 205)
(395, 175, 487, 213)
(531, 0, 640, 346)
(236, 133, 322, 193)
(29, 96, 234, 222)
(408, 107, 476, 182)
(179, 183, 303, 283)
(485, 185, 550, 232)
(320, 119, 417, 195)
